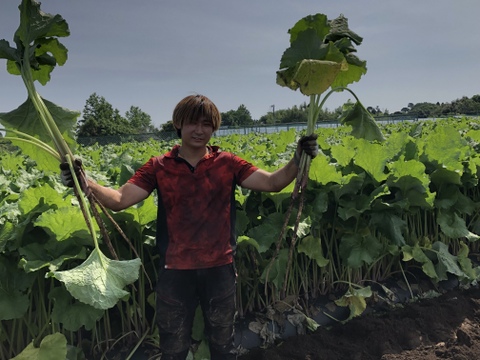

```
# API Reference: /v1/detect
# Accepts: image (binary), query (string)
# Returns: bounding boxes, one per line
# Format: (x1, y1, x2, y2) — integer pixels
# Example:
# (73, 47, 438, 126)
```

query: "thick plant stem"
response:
(282, 189, 305, 297)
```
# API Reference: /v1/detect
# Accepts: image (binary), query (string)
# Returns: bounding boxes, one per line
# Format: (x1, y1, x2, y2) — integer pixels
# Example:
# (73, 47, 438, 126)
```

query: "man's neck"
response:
(178, 145, 209, 167)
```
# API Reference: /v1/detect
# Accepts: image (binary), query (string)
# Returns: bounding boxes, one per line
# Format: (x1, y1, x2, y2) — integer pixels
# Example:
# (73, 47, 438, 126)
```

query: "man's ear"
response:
(175, 126, 182, 138)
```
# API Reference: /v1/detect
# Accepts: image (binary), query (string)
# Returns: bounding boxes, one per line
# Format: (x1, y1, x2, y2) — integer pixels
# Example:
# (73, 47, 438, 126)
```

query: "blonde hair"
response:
(172, 94, 222, 134)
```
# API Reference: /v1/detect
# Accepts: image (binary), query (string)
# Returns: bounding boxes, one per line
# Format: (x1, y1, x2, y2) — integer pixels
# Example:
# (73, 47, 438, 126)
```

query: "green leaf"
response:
(279, 28, 330, 70)
(285, 59, 343, 96)
(420, 124, 468, 176)
(435, 184, 476, 215)
(403, 244, 438, 281)
(18, 183, 65, 214)
(10, 333, 67, 360)
(261, 248, 288, 290)
(0, 256, 35, 320)
(432, 241, 464, 280)
(0, 98, 79, 162)
(330, 56, 367, 89)
(437, 209, 480, 241)
(16, 0, 69, 43)
(332, 172, 365, 200)
(338, 194, 372, 220)
(247, 212, 285, 253)
(49, 286, 104, 331)
(352, 139, 389, 182)
(19, 242, 87, 273)
(0, 221, 15, 252)
(339, 101, 385, 142)
(262, 191, 292, 212)
(237, 235, 260, 252)
(288, 13, 330, 43)
(339, 232, 383, 268)
(297, 235, 329, 267)
(386, 156, 435, 209)
(387, 156, 430, 193)
(35, 207, 96, 242)
(235, 210, 249, 236)
(457, 242, 480, 281)
(370, 212, 407, 246)
(122, 195, 157, 227)
(325, 14, 363, 45)
(330, 141, 355, 167)
(52, 249, 141, 310)
(309, 154, 343, 185)
(191, 305, 205, 342)
(0, 39, 19, 62)
(334, 286, 372, 321)
(12, 0, 69, 84)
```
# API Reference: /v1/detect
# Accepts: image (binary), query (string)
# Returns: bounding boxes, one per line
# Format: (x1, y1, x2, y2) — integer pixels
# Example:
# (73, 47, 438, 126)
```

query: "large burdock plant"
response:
(0, 0, 141, 343)
(265, 13, 385, 310)
(277, 13, 385, 188)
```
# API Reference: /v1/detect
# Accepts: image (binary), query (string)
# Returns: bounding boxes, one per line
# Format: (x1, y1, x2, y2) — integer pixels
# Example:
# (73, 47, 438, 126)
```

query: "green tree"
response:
(125, 106, 156, 133)
(280, 105, 308, 123)
(77, 93, 131, 137)
(160, 120, 176, 132)
(221, 104, 253, 127)
(409, 102, 438, 118)
(451, 96, 480, 115)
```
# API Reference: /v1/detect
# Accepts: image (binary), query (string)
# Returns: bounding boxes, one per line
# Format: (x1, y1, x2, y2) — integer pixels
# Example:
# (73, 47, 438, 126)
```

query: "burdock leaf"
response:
(49, 286, 104, 331)
(53, 249, 141, 310)
(325, 14, 363, 45)
(335, 286, 372, 321)
(0, 39, 19, 62)
(279, 28, 328, 69)
(297, 235, 329, 267)
(288, 13, 330, 43)
(0, 97, 78, 153)
(10, 333, 67, 360)
(0, 256, 35, 320)
(35, 207, 96, 242)
(293, 59, 343, 96)
(340, 101, 385, 142)
(437, 210, 480, 241)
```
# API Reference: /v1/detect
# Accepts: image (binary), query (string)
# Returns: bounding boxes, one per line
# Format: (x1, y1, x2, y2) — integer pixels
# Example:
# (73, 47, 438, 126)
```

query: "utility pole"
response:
(271, 104, 275, 126)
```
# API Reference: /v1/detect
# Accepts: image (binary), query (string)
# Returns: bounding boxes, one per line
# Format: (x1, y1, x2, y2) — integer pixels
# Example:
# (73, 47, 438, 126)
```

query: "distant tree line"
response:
(394, 95, 480, 118)
(75, 93, 480, 137)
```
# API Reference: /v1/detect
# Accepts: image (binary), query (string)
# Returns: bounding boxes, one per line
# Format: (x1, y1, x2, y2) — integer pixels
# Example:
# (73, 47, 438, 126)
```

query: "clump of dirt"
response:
(239, 287, 480, 360)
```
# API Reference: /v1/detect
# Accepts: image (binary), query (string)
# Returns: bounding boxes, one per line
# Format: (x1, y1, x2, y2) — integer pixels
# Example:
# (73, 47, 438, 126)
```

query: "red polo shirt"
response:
(127, 144, 257, 269)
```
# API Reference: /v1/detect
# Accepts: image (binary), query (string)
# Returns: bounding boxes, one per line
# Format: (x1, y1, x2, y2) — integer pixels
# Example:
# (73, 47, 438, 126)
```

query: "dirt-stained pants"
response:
(156, 263, 237, 360)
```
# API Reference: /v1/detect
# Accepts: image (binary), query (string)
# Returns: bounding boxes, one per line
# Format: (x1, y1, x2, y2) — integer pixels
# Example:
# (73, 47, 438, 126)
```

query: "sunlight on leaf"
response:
(53, 249, 141, 310)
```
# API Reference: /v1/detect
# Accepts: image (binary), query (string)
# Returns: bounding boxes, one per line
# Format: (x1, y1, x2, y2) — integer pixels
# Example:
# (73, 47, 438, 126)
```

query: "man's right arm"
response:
(87, 180, 149, 212)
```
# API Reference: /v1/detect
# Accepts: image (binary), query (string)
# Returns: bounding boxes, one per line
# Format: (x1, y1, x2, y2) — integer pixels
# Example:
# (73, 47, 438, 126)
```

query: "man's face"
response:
(180, 116, 213, 148)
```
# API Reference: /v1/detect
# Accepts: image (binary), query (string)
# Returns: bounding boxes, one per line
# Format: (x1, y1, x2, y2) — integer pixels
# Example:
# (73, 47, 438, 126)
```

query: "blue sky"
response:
(1, 0, 479, 127)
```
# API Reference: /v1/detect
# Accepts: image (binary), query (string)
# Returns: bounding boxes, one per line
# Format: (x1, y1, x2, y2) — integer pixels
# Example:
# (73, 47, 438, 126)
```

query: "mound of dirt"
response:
(238, 286, 480, 360)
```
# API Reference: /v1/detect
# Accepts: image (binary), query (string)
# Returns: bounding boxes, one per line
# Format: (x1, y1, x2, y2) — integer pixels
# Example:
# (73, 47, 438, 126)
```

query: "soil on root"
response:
(238, 287, 480, 360)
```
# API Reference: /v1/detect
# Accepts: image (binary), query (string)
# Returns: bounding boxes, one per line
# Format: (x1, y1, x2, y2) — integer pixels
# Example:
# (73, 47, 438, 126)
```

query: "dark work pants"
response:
(156, 263, 237, 360)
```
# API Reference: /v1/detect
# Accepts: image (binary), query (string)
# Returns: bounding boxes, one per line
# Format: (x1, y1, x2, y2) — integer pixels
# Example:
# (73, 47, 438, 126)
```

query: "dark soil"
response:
(238, 286, 480, 360)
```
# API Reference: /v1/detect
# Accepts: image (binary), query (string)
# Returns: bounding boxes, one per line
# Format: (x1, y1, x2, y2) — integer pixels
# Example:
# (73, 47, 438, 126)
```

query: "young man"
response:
(61, 94, 318, 360)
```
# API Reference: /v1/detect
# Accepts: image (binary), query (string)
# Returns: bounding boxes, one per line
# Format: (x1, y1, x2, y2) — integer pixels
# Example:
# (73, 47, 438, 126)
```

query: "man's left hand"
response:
(294, 134, 319, 165)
